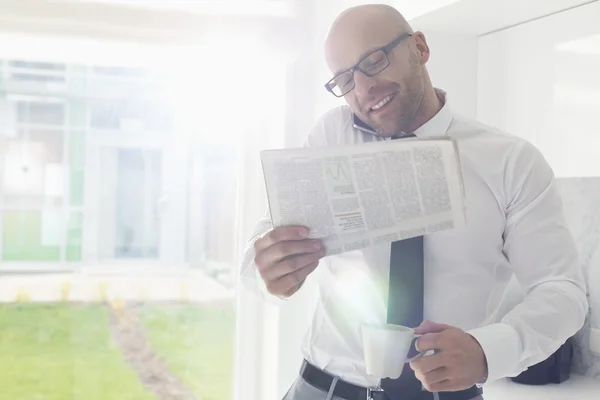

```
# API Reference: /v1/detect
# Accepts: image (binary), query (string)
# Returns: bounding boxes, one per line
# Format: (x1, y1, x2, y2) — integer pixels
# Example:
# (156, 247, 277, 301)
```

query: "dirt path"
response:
(107, 304, 199, 400)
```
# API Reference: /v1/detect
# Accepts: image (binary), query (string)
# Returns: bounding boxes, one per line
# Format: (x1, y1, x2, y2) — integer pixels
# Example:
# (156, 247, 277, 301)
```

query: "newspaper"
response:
(260, 136, 466, 255)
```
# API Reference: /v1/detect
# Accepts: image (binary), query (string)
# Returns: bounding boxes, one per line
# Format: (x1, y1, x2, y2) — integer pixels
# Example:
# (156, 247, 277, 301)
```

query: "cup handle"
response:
(405, 333, 429, 363)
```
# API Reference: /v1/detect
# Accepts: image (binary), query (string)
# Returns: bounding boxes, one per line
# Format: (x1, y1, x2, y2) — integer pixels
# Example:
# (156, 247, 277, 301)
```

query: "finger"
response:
(415, 332, 443, 353)
(268, 261, 319, 295)
(255, 226, 309, 251)
(255, 239, 323, 271)
(261, 250, 326, 281)
(410, 352, 447, 375)
(269, 239, 323, 263)
(414, 320, 450, 335)
(418, 367, 451, 390)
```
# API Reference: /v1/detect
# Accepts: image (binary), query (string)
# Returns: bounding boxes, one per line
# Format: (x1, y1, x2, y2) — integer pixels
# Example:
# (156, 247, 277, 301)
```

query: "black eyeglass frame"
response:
(324, 32, 414, 98)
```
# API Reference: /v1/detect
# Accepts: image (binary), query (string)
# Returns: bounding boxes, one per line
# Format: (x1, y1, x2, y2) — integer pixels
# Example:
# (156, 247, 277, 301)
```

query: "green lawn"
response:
(138, 304, 236, 400)
(0, 303, 236, 400)
(0, 304, 154, 400)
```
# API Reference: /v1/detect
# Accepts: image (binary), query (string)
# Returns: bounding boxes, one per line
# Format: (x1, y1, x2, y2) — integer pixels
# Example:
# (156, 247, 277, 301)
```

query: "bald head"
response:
(323, 4, 436, 137)
(325, 4, 412, 70)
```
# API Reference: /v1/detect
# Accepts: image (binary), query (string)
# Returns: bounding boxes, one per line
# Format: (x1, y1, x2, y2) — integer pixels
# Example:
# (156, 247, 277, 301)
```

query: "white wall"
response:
(417, 29, 479, 118)
(477, 0, 600, 177)
(409, 0, 594, 36)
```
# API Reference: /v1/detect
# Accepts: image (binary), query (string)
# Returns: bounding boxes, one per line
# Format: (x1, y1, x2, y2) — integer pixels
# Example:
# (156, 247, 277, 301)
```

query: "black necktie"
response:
(380, 134, 429, 399)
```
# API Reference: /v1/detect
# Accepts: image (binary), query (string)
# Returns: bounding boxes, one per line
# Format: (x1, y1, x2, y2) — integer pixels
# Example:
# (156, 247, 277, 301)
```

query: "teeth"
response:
(371, 95, 392, 111)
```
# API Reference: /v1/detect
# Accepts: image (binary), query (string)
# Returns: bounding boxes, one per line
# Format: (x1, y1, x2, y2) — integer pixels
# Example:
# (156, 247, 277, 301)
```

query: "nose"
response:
(353, 70, 377, 97)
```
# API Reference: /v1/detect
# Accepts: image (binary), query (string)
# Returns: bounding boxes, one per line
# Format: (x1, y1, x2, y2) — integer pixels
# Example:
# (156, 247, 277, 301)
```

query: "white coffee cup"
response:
(361, 323, 425, 380)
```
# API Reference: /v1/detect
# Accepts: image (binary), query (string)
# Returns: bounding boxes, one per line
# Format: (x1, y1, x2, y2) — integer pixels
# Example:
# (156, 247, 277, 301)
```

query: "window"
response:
(0, 28, 287, 400)
(1, 128, 65, 206)
(8, 60, 66, 83)
(17, 101, 65, 126)
(92, 65, 146, 78)
(89, 98, 172, 131)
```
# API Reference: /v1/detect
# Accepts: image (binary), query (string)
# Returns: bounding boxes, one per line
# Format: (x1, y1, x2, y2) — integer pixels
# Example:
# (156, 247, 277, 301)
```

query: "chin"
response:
(377, 130, 396, 138)
(372, 122, 400, 138)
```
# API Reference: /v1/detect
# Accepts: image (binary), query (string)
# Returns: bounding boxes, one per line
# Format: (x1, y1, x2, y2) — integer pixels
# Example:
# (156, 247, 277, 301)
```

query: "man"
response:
(240, 4, 588, 400)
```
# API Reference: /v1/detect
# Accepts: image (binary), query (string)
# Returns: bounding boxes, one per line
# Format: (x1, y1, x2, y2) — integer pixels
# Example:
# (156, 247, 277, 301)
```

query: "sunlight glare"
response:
(333, 267, 386, 325)
(161, 34, 285, 145)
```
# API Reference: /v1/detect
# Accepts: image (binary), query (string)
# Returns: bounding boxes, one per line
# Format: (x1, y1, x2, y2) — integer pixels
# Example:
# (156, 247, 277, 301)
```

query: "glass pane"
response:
(103, 148, 161, 259)
(69, 130, 86, 206)
(66, 211, 83, 262)
(10, 73, 65, 83)
(17, 101, 65, 126)
(0, 43, 251, 400)
(69, 65, 88, 94)
(8, 60, 66, 71)
(68, 100, 87, 127)
(189, 147, 238, 282)
(0, 129, 65, 208)
(2, 209, 62, 261)
(8, 60, 66, 83)
(92, 65, 146, 78)
(89, 99, 122, 129)
(90, 98, 172, 131)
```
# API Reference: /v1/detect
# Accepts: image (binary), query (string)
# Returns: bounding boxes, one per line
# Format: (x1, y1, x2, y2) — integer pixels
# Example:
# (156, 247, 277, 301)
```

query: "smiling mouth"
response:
(369, 93, 396, 113)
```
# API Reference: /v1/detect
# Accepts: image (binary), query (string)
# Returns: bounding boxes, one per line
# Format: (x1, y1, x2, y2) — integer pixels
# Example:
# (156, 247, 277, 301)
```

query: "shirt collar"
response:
(410, 88, 453, 138)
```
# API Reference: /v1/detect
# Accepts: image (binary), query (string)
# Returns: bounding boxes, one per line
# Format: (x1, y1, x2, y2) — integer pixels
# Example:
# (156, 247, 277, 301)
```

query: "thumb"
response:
(414, 320, 451, 335)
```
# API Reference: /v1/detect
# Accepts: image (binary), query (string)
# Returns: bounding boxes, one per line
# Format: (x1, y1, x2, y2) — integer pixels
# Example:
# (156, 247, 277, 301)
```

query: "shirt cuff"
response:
(467, 323, 521, 384)
(253, 266, 289, 306)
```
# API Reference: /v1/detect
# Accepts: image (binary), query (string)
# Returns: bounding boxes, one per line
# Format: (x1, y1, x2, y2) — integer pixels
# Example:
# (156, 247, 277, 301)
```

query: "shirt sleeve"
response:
(467, 140, 589, 384)
(238, 208, 291, 306)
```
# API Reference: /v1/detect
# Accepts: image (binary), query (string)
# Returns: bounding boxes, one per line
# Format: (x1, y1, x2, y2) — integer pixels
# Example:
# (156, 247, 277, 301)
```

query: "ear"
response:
(413, 31, 431, 65)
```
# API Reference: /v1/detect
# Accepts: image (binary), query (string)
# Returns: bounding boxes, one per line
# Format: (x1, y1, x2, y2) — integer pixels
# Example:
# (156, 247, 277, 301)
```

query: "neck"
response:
(404, 88, 444, 133)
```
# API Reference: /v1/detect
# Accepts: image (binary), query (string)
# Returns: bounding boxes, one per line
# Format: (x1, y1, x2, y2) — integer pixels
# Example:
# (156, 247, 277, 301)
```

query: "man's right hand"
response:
(253, 226, 326, 298)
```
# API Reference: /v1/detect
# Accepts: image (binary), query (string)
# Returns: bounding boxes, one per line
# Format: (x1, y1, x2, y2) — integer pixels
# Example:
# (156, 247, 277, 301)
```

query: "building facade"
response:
(0, 59, 237, 276)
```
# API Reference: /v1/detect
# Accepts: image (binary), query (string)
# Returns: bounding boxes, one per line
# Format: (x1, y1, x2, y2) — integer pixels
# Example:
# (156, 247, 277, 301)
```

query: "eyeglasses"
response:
(324, 32, 413, 98)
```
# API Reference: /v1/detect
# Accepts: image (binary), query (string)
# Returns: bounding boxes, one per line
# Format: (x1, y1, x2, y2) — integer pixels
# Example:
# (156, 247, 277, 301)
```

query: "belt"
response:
(300, 360, 483, 400)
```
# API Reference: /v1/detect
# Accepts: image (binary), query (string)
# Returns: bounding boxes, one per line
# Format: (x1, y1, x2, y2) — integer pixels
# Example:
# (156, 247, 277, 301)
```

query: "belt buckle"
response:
(366, 387, 383, 400)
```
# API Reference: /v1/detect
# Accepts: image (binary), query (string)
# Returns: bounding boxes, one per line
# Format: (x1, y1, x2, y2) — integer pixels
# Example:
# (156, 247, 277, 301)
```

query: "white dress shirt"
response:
(239, 89, 588, 389)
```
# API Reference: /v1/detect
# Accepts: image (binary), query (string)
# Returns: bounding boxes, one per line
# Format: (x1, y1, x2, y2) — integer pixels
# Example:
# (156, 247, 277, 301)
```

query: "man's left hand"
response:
(409, 320, 488, 392)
